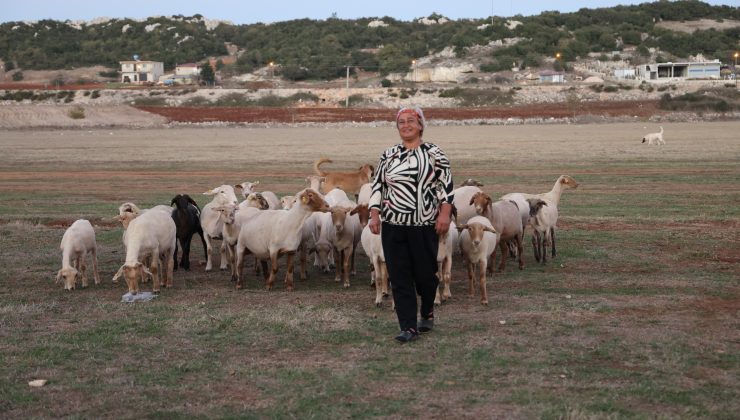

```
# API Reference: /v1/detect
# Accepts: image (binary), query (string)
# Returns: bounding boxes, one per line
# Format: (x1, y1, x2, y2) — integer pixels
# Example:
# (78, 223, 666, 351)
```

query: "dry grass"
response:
(0, 121, 738, 418)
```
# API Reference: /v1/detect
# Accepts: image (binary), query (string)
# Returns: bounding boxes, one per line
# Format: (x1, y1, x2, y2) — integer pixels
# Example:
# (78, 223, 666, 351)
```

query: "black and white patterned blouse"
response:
(368, 142, 454, 226)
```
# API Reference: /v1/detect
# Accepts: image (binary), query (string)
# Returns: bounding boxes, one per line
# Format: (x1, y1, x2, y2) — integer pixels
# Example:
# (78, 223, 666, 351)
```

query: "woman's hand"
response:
(369, 209, 381, 235)
(435, 203, 452, 236)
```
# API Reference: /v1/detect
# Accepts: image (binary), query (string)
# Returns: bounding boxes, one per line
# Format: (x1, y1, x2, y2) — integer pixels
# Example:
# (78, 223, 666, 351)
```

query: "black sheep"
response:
(170, 194, 208, 270)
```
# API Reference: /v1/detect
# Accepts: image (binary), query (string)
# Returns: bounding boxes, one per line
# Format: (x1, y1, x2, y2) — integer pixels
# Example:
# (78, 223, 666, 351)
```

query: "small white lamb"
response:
(56, 219, 100, 290)
(642, 126, 665, 145)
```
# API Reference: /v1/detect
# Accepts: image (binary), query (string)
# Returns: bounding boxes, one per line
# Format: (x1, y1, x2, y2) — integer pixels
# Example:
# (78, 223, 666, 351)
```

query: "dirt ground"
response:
(0, 121, 738, 418)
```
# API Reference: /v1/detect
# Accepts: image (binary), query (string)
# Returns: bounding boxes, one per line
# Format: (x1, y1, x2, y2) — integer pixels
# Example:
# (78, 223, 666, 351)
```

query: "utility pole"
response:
(345, 65, 350, 108)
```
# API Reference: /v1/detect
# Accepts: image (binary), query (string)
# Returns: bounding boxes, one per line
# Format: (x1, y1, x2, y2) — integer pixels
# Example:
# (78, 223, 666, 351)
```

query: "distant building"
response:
(120, 60, 164, 83)
(539, 70, 565, 83)
(636, 60, 721, 81)
(614, 68, 636, 79)
(175, 63, 201, 77)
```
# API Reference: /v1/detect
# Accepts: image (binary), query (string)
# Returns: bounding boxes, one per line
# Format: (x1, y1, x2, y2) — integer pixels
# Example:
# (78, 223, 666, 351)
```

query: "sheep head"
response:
(203, 185, 238, 206)
(526, 198, 547, 217)
(235, 181, 259, 199)
(559, 175, 579, 190)
(170, 193, 199, 211)
(56, 267, 81, 291)
(469, 192, 493, 217)
(298, 189, 330, 213)
(213, 204, 238, 225)
(112, 262, 153, 295)
(305, 175, 325, 191)
(330, 206, 352, 233)
(280, 195, 296, 210)
(458, 222, 496, 249)
(359, 164, 375, 180)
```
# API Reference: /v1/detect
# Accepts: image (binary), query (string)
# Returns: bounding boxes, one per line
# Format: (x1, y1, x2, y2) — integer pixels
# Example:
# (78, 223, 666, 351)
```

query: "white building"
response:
(636, 60, 722, 81)
(614, 68, 636, 79)
(539, 70, 565, 83)
(175, 63, 201, 76)
(119, 60, 164, 83)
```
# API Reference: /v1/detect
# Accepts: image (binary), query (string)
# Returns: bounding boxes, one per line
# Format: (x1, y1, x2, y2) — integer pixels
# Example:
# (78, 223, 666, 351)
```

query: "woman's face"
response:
(397, 113, 422, 142)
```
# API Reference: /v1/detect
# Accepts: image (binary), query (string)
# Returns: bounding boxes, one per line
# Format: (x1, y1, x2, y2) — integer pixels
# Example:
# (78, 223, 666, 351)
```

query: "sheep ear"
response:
(469, 196, 475, 206)
(484, 226, 498, 234)
(253, 181, 260, 186)
(456, 224, 467, 231)
(140, 265, 153, 277)
(112, 265, 125, 282)
(234, 184, 243, 192)
(55, 269, 63, 283)
(170, 196, 178, 206)
(203, 189, 216, 196)
(187, 196, 199, 208)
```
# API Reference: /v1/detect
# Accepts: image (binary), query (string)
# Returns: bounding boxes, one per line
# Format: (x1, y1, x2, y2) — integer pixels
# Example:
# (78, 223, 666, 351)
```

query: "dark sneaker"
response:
(418, 318, 434, 333)
(394, 329, 418, 343)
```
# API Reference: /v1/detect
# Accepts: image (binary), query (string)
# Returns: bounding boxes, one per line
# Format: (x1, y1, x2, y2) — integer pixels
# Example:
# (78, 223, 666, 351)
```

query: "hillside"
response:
(0, 1, 738, 83)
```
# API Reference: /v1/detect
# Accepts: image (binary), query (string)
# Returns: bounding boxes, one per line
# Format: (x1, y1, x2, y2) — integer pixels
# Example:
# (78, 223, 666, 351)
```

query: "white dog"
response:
(642, 126, 665, 145)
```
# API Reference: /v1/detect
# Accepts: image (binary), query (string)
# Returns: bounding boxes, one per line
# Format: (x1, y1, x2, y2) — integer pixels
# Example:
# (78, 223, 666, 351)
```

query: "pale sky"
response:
(2, 0, 737, 24)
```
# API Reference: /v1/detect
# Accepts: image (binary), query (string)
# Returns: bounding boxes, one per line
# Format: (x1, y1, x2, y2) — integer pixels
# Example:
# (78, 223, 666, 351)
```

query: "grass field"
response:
(0, 122, 738, 418)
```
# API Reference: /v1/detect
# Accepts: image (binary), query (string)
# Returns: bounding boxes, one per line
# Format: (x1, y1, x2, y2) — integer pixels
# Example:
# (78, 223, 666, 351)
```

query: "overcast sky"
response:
(2, 0, 737, 24)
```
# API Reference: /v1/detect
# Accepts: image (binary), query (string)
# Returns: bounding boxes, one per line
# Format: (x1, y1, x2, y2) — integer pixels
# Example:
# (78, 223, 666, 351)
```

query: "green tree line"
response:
(0, 1, 738, 80)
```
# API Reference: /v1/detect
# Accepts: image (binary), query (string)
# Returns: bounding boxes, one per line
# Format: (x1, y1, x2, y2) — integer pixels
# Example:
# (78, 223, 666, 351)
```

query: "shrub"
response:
(214, 92, 253, 106)
(182, 96, 211, 106)
(83, 91, 91, 97)
(12, 71, 24, 81)
(347, 94, 365, 106)
(603, 85, 618, 93)
(380, 79, 392, 88)
(289, 92, 319, 102)
(132, 97, 167, 106)
(98, 70, 118, 78)
(68, 106, 85, 119)
(438, 87, 513, 106)
(90, 90, 100, 99)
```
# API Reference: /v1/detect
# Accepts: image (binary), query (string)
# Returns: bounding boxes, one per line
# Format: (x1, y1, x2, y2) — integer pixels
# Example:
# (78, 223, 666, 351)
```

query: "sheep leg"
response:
(443, 257, 452, 300)
(299, 244, 308, 281)
(516, 234, 524, 270)
(350, 248, 356, 276)
(227, 243, 238, 283)
(91, 247, 101, 285)
(466, 260, 475, 296)
(380, 262, 389, 297)
(532, 231, 541, 263)
(374, 258, 384, 307)
(197, 228, 208, 264)
(343, 246, 353, 288)
(181, 236, 192, 270)
(219, 242, 229, 271)
(284, 252, 295, 292)
(435, 261, 443, 305)
(541, 231, 549, 264)
(234, 244, 246, 289)
(266, 253, 279, 290)
(550, 227, 557, 258)
(204, 234, 214, 271)
(77, 256, 89, 288)
(173, 238, 179, 271)
(479, 259, 489, 306)
(150, 255, 161, 293)
(498, 241, 508, 272)
(333, 248, 342, 282)
(165, 250, 174, 288)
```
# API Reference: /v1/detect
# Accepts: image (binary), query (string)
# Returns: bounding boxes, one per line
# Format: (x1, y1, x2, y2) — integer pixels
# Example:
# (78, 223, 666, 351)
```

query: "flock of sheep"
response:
(55, 158, 578, 306)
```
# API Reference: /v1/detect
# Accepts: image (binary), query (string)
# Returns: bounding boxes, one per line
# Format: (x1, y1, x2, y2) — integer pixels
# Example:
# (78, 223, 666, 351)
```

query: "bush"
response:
(98, 70, 118, 78)
(90, 90, 100, 99)
(132, 97, 167, 106)
(380, 79, 392, 88)
(12, 71, 23, 81)
(68, 106, 85, 119)
(438, 87, 513, 106)
(602, 85, 618, 93)
(182, 96, 211, 106)
(347, 94, 366, 106)
(289, 92, 319, 102)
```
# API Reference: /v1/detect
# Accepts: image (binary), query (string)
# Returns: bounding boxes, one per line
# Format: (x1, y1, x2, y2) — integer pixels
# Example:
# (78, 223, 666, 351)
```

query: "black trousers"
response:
(381, 222, 439, 331)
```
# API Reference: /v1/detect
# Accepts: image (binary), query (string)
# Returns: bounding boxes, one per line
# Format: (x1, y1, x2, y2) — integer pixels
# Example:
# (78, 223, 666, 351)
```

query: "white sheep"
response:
(327, 201, 362, 288)
(360, 224, 389, 307)
(56, 219, 100, 290)
(457, 216, 498, 305)
(112, 207, 177, 294)
(502, 175, 578, 260)
(200, 184, 239, 271)
(234, 188, 329, 291)
(642, 126, 665, 145)
(236, 181, 281, 209)
(470, 192, 524, 271)
(527, 198, 558, 264)
(435, 220, 458, 305)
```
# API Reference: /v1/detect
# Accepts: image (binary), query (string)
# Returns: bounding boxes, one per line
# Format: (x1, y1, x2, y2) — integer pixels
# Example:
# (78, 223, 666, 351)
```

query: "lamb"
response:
(314, 158, 374, 196)
(236, 181, 281, 209)
(200, 185, 239, 271)
(434, 221, 459, 305)
(457, 216, 498, 305)
(234, 188, 329, 291)
(112, 207, 177, 294)
(642, 126, 665, 145)
(360, 224, 389, 307)
(56, 219, 100, 290)
(327, 202, 362, 288)
(527, 198, 557, 264)
(170, 194, 208, 271)
(212, 203, 263, 282)
(470, 192, 524, 271)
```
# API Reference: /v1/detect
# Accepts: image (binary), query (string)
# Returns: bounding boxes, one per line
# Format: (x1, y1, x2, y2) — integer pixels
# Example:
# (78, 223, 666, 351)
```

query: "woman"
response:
(368, 106, 454, 343)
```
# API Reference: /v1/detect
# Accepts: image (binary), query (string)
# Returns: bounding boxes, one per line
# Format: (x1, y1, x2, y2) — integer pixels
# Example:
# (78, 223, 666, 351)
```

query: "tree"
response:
(200, 62, 215, 85)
